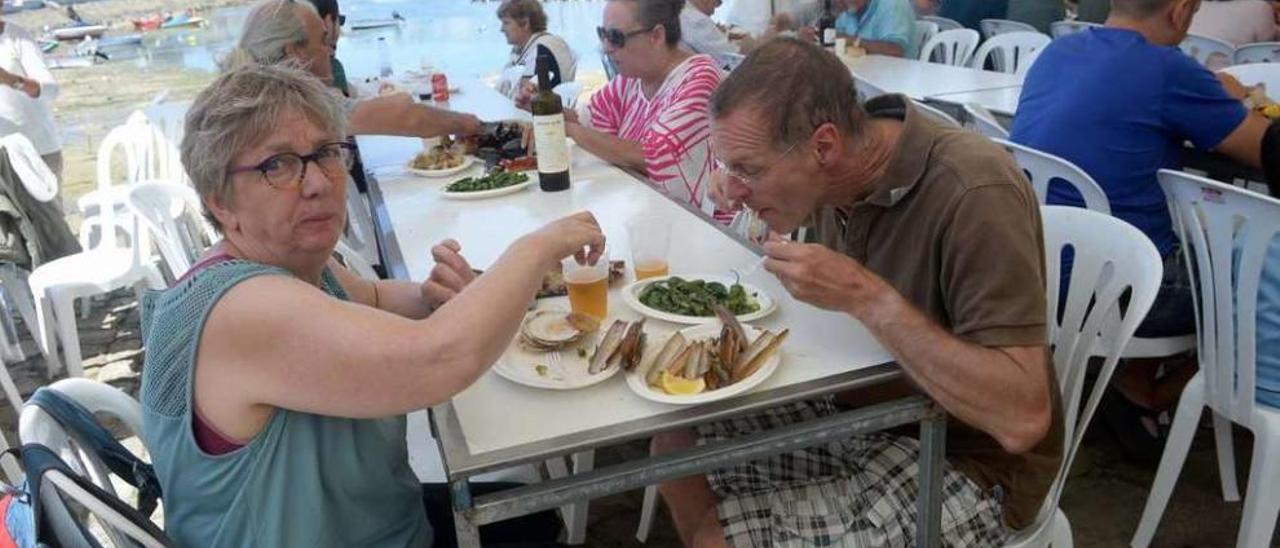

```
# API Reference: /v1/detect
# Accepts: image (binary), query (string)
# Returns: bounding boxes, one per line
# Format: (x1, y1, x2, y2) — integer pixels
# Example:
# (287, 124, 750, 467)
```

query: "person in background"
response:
(496, 0, 577, 98)
(525, 0, 727, 219)
(725, 0, 822, 39)
(232, 0, 481, 140)
(833, 0, 918, 58)
(1010, 0, 1268, 460)
(0, 8, 63, 184)
(679, 0, 760, 56)
(1075, 0, 1110, 23)
(1189, 0, 1279, 46)
(939, 0, 1007, 31)
(1007, 0, 1064, 34)
(306, 0, 351, 96)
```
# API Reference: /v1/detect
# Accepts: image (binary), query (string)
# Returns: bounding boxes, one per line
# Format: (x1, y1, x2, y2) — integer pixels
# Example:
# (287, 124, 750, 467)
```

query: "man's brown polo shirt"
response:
(814, 95, 1063, 530)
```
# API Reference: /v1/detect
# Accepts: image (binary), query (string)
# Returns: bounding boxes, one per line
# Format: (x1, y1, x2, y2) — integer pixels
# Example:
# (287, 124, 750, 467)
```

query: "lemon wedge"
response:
(660, 371, 706, 396)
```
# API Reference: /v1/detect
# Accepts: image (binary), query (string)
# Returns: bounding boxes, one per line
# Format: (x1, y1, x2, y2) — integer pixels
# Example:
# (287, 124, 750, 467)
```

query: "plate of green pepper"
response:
(439, 170, 535, 200)
(622, 275, 776, 325)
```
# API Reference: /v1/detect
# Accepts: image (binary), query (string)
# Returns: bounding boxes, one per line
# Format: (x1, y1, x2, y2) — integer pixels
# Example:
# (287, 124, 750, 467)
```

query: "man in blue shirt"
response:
(1010, 0, 1267, 454)
(834, 0, 919, 58)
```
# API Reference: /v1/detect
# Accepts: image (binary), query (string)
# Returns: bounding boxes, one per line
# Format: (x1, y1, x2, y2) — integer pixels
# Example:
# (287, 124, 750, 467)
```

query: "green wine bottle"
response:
(531, 44, 570, 192)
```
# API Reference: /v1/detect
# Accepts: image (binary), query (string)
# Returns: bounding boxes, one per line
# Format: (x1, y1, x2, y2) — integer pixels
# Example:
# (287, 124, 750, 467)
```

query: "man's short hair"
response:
(1111, 0, 1179, 18)
(711, 38, 867, 148)
(497, 0, 549, 33)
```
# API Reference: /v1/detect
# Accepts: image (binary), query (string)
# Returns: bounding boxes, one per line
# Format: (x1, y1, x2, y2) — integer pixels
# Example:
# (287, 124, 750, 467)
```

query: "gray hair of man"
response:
(221, 0, 317, 70)
(181, 62, 348, 231)
(711, 38, 868, 148)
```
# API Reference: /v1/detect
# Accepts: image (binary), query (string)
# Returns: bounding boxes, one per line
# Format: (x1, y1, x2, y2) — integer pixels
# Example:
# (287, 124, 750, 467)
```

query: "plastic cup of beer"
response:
(563, 249, 610, 319)
(628, 216, 670, 280)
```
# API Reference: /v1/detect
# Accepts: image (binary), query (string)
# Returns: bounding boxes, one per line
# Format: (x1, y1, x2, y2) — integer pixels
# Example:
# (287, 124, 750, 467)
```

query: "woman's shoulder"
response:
(679, 55, 725, 83)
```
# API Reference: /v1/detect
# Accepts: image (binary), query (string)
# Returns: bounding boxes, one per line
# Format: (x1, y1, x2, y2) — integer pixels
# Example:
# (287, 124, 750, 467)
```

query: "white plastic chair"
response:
(919, 28, 981, 66)
(914, 21, 940, 56)
(28, 168, 165, 377)
(1049, 20, 1099, 39)
(79, 111, 180, 255)
(1218, 63, 1280, 98)
(992, 139, 1111, 214)
(710, 51, 746, 72)
(1180, 32, 1236, 71)
(979, 18, 1040, 39)
(965, 103, 1010, 139)
(126, 181, 213, 281)
(912, 100, 962, 128)
(1234, 42, 1280, 65)
(552, 80, 585, 110)
(1002, 205, 1163, 548)
(19, 378, 152, 548)
(1132, 171, 1280, 548)
(921, 14, 962, 32)
(344, 179, 381, 271)
(970, 31, 1051, 76)
(334, 239, 378, 280)
(38, 469, 169, 548)
(1, 133, 57, 203)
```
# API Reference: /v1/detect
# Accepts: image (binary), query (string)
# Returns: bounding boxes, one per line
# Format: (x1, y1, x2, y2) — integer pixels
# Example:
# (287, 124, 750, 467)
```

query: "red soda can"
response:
(431, 73, 449, 102)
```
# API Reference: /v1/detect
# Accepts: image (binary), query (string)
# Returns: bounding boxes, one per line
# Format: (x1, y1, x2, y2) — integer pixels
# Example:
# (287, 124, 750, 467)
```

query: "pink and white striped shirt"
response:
(584, 54, 732, 223)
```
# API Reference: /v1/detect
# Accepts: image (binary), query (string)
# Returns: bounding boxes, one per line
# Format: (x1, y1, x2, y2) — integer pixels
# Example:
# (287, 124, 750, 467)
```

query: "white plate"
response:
(621, 274, 776, 325)
(626, 323, 782, 405)
(407, 154, 476, 177)
(492, 309, 625, 390)
(439, 172, 536, 200)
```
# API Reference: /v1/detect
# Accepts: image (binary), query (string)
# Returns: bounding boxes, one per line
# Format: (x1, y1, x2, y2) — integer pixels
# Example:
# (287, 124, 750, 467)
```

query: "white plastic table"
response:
(843, 54, 1024, 99)
(357, 79, 948, 548)
(929, 86, 1023, 116)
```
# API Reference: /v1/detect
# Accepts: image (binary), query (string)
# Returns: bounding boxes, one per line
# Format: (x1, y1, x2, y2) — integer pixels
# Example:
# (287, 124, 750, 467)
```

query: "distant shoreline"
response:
(4, 0, 254, 33)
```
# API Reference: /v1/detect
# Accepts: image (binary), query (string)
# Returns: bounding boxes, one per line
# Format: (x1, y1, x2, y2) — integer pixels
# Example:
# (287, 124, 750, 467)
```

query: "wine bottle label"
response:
(533, 113, 570, 173)
(823, 28, 836, 46)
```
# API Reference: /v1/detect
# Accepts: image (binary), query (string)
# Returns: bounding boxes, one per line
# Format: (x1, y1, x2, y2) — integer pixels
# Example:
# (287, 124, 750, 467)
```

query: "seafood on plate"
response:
(637, 306, 789, 396)
(411, 137, 467, 171)
(518, 310, 648, 375)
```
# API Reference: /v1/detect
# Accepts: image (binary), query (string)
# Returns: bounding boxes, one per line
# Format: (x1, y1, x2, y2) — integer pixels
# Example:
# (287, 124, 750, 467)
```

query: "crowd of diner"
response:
(1, 0, 1279, 546)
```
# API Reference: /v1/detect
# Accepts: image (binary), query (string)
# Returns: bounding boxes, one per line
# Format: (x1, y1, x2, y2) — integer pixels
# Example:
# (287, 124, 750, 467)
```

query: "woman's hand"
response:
(522, 211, 607, 267)
(421, 239, 477, 309)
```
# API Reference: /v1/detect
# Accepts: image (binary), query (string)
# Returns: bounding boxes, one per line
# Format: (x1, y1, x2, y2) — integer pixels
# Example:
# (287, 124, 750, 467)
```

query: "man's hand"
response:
(452, 112, 483, 136)
(421, 239, 477, 310)
(0, 68, 16, 87)
(1217, 72, 1249, 101)
(514, 80, 537, 111)
(763, 239, 900, 318)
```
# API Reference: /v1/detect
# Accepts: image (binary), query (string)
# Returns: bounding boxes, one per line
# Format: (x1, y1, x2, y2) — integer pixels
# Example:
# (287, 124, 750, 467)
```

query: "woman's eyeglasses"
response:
(227, 142, 356, 189)
(596, 25, 654, 49)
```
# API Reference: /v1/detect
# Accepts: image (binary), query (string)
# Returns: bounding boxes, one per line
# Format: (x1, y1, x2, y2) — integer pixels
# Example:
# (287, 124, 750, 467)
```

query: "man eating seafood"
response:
(655, 38, 1062, 547)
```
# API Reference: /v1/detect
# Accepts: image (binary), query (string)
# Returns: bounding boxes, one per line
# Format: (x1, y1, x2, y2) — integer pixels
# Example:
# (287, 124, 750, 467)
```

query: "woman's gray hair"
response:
(181, 62, 348, 231)
(222, 0, 317, 70)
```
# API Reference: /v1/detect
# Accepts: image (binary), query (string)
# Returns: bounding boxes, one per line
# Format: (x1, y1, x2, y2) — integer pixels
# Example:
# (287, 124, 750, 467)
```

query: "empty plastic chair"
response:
(991, 139, 1111, 214)
(970, 31, 1052, 76)
(1180, 32, 1236, 70)
(919, 28, 981, 66)
(979, 18, 1040, 39)
(1132, 170, 1280, 548)
(914, 21, 939, 55)
(912, 100, 962, 127)
(1235, 41, 1280, 64)
(965, 103, 1010, 139)
(126, 181, 213, 281)
(921, 14, 962, 32)
(1049, 19, 1099, 39)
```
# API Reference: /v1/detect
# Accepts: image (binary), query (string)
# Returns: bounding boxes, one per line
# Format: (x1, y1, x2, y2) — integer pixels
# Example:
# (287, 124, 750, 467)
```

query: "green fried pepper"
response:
(445, 170, 529, 193)
(638, 276, 760, 316)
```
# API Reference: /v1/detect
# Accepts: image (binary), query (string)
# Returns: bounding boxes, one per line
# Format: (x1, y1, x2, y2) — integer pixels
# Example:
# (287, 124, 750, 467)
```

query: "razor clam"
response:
(732, 329, 790, 383)
(665, 343, 697, 378)
(616, 319, 647, 370)
(714, 305, 749, 353)
(683, 341, 704, 379)
(643, 333, 687, 386)
(731, 331, 775, 379)
(589, 320, 628, 374)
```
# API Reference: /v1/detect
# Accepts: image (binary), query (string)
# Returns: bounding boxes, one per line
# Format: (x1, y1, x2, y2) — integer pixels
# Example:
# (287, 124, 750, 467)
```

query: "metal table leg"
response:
(916, 407, 946, 548)
(451, 479, 482, 548)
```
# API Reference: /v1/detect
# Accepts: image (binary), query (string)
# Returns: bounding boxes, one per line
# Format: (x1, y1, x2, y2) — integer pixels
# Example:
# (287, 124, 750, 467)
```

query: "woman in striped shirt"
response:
(571, 0, 729, 221)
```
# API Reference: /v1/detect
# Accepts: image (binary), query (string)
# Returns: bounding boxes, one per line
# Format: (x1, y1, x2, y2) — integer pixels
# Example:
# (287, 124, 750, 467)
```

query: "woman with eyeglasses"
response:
(563, 0, 728, 221)
(139, 63, 601, 547)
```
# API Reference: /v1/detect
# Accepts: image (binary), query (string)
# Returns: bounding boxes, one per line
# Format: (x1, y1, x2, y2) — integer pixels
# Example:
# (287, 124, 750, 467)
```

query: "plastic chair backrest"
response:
(1159, 170, 1280, 428)
(1049, 20, 1099, 39)
(919, 28, 980, 66)
(335, 239, 378, 280)
(993, 138, 1112, 214)
(96, 111, 178, 191)
(1037, 205, 1162, 530)
(921, 14, 962, 32)
(1218, 63, 1280, 99)
(18, 379, 148, 548)
(914, 21, 939, 54)
(979, 18, 1039, 39)
(552, 80, 584, 110)
(126, 181, 210, 280)
(964, 103, 1010, 139)
(0, 133, 57, 202)
(40, 469, 169, 548)
(710, 51, 746, 72)
(911, 100, 961, 128)
(969, 31, 1051, 75)
(1234, 41, 1280, 64)
(1180, 32, 1236, 70)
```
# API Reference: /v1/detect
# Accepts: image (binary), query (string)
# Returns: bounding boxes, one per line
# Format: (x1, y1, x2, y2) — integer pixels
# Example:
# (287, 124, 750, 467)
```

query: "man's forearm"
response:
(839, 35, 906, 57)
(852, 293, 1052, 452)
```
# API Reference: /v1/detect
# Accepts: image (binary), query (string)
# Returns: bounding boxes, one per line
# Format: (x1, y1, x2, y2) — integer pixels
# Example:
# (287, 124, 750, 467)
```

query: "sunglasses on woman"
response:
(596, 25, 654, 49)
